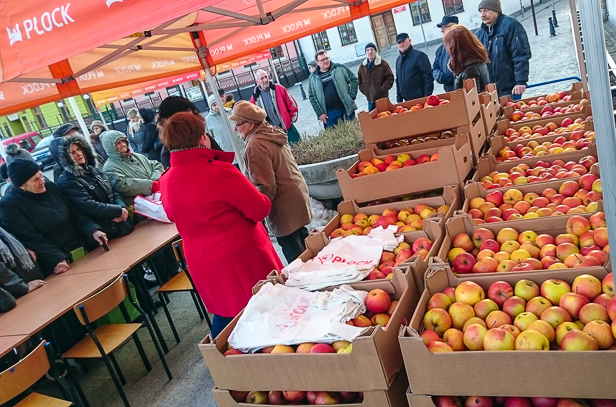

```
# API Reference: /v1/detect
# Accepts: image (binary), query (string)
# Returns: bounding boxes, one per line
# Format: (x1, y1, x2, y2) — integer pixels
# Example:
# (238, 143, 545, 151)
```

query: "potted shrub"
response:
(291, 119, 364, 200)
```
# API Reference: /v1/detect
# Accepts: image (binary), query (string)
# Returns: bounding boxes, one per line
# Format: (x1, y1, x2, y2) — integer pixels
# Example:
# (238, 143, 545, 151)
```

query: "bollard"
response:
(552, 9, 559, 27)
(299, 82, 307, 100)
(549, 17, 557, 37)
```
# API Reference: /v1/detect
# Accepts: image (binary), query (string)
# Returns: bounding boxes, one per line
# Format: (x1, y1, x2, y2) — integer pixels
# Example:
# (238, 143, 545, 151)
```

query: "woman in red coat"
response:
(158, 112, 283, 337)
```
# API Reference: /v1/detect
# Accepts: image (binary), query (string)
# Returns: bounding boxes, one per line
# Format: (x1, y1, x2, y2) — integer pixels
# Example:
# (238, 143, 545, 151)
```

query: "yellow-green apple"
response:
(474, 299, 500, 320)
(555, 322, 580, 346)
(515, 330, 550, 350)
(296, 343, 316, 353)
(512, 280, 539, 302)
(535, 234, 556, 248)
(371, 313, 390, 326)
(420, 329, 440, 346)
(589, 212, 606, 229)
(368, 214, 380, 226)
(498, 324, 521, 339)
(573, 320, 585, 330)
(428, 293, 452, 311)
(603, 273, 614, 295)
(518, 230, 538, 245)
(497, 260, 518, 272)
(455, 282, 486, 306)
(448, 247, 467, 264)
(473, 257, 499, 273)
(541, 306, 573, 328)
(404, 214, 421, 226)
(559, 292, 590, 319)
(352, 315, 372, 327)
(424, 308, 452, 336)
(583, 320, 614, 349)
(428, 341, 454, 353)
(592, 179, 602, 194)
(331, 341, 350, 352)
(520, 242, 541, 259)
(572, 274, 602, 301)
(503, 296, 526, 319)
(497, 228, 519, 244)
(483, 328, 515, 351)
(564, 253, 584, 268)
(448, 302, 476, 330)
(340, 213, 354, 224)
(486, 310, 512, 329)
(594, 227, 609, 248)
(469, 197, 486, 210)
(443, 328, 466, 351)
(541, 279, 572, 305)
(566, 215, 591, 236)
(527, 320, 556, 342)
(526, 296, 552, 317)
(420, 207, 437, 220)
(560, 330, 599, 351)
(503, 189, 524, 204)
(514, 311, 539, 331)
(453, 233, 474, 251)
(246, 391, 269, 404)
(500, 241, 521, 254)
(463, 317, 487, 332)
(271, 344, 295, 353)
(463, 324, 488, 350)
(579, 303, 610, 324)
(510, 249, 532, 263)
(472, 228, 496, 249)
(487, 281, 514, 307)
(556, 233, 579, 245)
(555, 243, 579, 262)
(397, 210, 411, 223)
(366, 289, 391, 313)
(442, 287, 456, 303)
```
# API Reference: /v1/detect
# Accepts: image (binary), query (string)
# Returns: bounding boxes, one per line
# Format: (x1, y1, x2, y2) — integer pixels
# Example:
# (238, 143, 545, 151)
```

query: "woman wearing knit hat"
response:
(90, 119, 109, 163)
(0, 159, 107, 276)
(230, 101, 312, 263)
(357, 42, 394, 112)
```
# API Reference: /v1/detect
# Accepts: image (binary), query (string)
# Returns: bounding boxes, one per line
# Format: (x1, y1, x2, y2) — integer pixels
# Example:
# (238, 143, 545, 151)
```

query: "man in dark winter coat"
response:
(139, 108, 162, 161)
(56, 135, 133, 240)
(395, 33, 434, 102)
(358, 42, 395, 111)
(0, 159, 107, 276)
(476, 0, 531, 97)
(49, 123, 80, 182)
(433, 16, 459, 92)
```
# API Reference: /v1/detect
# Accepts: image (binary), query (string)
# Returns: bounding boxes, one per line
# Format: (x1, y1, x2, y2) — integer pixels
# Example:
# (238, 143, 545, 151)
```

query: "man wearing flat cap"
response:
(476, 0, 531, 97)
(395, 33, 434, 103)
(358, 43, 394, 112)
(433, 16, 459, 92)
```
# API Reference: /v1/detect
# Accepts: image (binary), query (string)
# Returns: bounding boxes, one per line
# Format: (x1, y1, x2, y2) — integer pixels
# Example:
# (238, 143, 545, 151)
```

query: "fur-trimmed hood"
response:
(5, 143, 22, 156)
(57, 135, 97, 177)
(362, 55, 382, 66)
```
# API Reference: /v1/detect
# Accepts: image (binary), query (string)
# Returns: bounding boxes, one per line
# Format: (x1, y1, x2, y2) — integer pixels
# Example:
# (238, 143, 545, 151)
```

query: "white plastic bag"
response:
(133, 195, 171, 223)
(227, 282, 369, 353)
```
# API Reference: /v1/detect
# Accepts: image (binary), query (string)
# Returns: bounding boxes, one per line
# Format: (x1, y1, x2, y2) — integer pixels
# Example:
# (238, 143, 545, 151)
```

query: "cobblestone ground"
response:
(286, 0, 582, 138)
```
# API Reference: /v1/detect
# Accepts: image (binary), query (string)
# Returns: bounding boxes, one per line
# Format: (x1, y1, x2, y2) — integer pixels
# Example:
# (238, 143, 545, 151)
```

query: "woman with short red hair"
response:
(159, 112, 283, 337)
(443, 25, 491, 91)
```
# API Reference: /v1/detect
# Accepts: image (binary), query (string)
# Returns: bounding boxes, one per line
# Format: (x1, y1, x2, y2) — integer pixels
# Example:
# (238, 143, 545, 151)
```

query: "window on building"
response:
(411, 0, 431, 25)
(338, 23, 358, 45)
(443, 0, 464, 15)
(270, 46, 285, 58)
(33, 107, 47, 128)
(1, 123, 12, 138)
(312, 32, 331, 51)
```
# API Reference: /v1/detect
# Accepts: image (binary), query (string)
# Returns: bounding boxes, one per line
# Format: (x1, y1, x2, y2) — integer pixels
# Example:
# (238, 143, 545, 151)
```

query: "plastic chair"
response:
(61, 274, 172, 407)
(0, 340, 83, 407)
(154, 239, 212, 344)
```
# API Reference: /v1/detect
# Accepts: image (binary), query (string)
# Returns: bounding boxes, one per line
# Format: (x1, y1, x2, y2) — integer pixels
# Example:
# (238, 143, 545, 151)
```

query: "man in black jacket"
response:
(395, 33, 434, 103)
(476, 0, 531, 97)
(433, 15, 459, 92)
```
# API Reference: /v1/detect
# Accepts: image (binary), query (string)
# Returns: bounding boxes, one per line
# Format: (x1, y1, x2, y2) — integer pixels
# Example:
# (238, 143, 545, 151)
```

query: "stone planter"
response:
(298, 154, 357, 200)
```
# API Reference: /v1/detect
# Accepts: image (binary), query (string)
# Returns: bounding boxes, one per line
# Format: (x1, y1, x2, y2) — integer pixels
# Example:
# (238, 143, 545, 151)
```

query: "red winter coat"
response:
(159, 147, 283, 317)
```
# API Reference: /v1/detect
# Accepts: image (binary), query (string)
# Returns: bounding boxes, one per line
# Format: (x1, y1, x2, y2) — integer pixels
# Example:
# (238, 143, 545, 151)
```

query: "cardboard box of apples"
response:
(473, 144, 597, 187)
(492, 111, 592, 143)
(358, 80, 481, 146)
(502, 98, 590, 123)
(479, 84, 500, 136)
(435, 211, 609, 280)
(336, 134, 472, 203)
(199, 269, 419, 392)
(398, 265, 616, 398)
(211, 368, 409, 407)
(462, 166, 602, 222)
(406, 392, 616, 407)
(499, 82, 585, 113)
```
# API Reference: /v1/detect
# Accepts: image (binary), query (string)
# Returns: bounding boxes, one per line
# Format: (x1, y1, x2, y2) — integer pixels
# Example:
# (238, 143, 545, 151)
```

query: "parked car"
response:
(0, 132, 44, 166)
(31, 136, 55, 169)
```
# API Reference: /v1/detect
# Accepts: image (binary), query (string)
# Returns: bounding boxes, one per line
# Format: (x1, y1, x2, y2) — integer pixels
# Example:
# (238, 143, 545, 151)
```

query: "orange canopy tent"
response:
(0, 0, 417, 116)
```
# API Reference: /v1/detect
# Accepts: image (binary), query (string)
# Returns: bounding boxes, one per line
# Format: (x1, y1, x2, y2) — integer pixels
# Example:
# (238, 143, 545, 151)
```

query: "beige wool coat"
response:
(243, 122, 312, 237)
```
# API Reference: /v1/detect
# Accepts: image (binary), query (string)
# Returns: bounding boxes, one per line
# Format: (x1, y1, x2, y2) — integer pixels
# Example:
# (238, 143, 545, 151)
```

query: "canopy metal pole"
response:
(569, 0, 588, 91)
(67, 97, 91, 137)
(578, 1, 616, 290)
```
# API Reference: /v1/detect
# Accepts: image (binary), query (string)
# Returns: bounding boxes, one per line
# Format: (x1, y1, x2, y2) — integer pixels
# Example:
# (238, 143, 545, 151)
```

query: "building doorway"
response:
(370, 11, 398, 50)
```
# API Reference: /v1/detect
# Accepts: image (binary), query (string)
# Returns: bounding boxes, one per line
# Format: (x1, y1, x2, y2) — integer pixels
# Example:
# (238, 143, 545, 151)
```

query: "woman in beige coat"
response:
(230, 101, 312, 263)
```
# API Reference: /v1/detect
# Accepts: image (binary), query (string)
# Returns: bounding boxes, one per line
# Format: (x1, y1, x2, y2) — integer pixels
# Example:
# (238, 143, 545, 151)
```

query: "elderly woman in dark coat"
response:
(56, 135, 133, 240)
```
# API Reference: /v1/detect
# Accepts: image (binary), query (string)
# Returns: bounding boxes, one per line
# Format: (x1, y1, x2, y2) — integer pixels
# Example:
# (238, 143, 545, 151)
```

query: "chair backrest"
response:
(171, 239, 184, 263)
(0, 341, 50, 404)
(74, 273, 127, 325)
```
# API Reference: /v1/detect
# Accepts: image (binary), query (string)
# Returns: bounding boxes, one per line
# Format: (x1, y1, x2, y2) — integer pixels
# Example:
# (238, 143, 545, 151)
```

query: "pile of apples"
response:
(370, 238, 434, 279)
(448, 213, 608, 274)
(501, 120, 590, 143)
(467, 177, 603, 223)
(433, 395, 615, 407)
(375, 95, 450, 118)
(508, 99, 589, 122)
(377, 130, 456, 150)
(421, 272, 616, 352)
(224, 289, 396, 358)
(479, 155, 597, 190)
(503, 91, 573, 110)
(354, 152, 438, 177)
(331, 206, 448, 238)
(228, 389, 364, 405)
(497, 133, 594, 162)
(361, 189, 443, 207)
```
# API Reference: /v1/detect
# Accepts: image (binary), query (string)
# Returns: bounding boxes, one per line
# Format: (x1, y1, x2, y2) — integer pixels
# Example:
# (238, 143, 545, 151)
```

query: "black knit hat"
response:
(8, 158, 41, 187)
(365, 42, 377, 52)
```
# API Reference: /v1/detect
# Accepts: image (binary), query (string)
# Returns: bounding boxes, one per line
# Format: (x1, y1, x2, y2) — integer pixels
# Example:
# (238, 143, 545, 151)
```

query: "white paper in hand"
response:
(133, 195, 171, 223)
(228, 282, 369, 353)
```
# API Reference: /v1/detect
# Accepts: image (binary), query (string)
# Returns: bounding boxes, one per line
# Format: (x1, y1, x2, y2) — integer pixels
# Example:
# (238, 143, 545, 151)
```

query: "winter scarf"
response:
(0, 227, 35, 271)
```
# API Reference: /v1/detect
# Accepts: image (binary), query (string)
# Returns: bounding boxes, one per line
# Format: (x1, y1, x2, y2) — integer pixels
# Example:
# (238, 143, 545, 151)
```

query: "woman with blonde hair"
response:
(443, 24, 491, 91)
